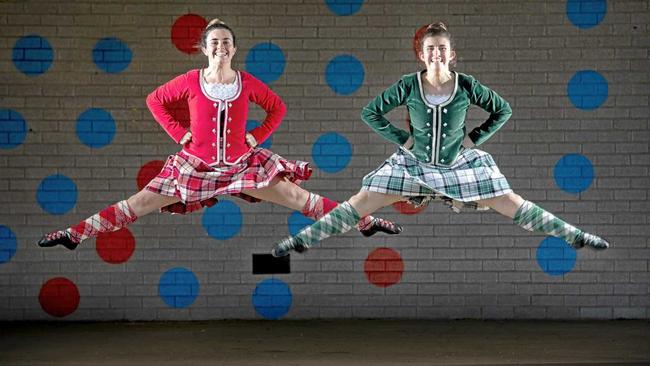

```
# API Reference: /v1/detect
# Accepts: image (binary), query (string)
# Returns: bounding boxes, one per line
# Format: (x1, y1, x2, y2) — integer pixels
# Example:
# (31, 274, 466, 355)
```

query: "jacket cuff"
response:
(169, 128, 188, 144)
(467, 129, 482, 146)
(402, 136, 414, 149)
(396, 130, 410, 145)
(249, 128, 267, 146)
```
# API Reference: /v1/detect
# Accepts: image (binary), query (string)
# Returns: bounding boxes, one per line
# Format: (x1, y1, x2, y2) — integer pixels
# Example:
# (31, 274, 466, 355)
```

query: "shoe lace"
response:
(45, 230, 67, 241)
(373, 217, 397, 231)
(582, 233, 604, 246)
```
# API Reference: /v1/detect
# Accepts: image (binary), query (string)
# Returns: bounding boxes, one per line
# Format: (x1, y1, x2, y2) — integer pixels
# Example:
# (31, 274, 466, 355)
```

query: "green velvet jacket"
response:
(361, 71, 512, 166)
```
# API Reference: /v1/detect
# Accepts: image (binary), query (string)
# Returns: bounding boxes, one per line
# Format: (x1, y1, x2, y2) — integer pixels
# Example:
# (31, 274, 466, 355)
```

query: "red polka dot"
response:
(171, 14, 207, 54)
(39, 277, 80, 317)
(364, 248, 404, 288)
(136, 160, 165, 191)
(96, 227, 135, 264)
(392, 201, 427, 215)
(412, 24, 428, 60)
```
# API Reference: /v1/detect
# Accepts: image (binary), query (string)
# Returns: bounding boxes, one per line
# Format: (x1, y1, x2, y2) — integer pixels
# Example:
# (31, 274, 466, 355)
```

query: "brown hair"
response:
(198, 18, 236, 49)
(422, 22, 454, 48)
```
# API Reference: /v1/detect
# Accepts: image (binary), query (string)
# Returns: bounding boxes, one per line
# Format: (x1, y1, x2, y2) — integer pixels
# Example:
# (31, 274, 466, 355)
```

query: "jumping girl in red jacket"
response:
(38, 19, 401, 250)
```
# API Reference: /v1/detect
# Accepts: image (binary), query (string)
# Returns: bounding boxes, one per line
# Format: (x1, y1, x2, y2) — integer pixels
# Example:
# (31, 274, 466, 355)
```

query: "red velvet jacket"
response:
(146, 69, 286, 165)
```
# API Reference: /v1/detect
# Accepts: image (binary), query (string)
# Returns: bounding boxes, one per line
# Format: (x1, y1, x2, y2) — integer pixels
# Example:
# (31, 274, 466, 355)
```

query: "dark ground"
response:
(1, 320, 649, 365)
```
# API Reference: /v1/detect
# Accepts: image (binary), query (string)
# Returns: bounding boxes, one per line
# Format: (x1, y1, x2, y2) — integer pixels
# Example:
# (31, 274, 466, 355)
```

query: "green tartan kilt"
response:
(361, 147, 512, 211)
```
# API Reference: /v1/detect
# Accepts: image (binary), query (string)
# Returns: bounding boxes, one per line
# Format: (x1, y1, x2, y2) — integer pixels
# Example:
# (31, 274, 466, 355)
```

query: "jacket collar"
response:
(416, 70, 458, 108)
(198, 69, 243, 102)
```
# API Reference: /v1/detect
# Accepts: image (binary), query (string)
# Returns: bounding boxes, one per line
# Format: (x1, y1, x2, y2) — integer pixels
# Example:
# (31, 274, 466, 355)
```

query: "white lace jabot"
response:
(200, 69, 239, 102)
(202, 77, 238, 100)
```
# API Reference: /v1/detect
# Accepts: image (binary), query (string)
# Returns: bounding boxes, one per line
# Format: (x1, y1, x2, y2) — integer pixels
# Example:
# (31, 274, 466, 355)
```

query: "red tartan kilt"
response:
(145, 148, 312, 214)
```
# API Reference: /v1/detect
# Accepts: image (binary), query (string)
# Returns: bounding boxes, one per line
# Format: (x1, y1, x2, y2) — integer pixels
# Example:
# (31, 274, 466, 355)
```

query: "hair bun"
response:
(426, 22, 448, 32)
(206, 18, 226, 28)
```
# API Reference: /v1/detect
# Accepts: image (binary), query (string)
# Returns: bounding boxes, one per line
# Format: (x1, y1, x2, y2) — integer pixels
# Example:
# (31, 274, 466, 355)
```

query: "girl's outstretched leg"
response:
(273, 201, 360, 257)
(272, 190, 403, 257)
(301, 192, 402, 236)
(478, 192, 610, 250)
(38, 190, 180, 250)
(513, 200, 609, 250)
(242, 177, 402, 236)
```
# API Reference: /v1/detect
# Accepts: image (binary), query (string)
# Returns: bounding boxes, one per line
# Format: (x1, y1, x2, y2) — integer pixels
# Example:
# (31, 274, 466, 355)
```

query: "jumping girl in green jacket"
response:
(272, 22, 610, 257)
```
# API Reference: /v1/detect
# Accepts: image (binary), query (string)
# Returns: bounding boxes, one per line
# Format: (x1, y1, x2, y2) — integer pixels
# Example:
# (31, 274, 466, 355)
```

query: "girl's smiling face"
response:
(419, 35, 455, 72)
(202, 28, 237, 65)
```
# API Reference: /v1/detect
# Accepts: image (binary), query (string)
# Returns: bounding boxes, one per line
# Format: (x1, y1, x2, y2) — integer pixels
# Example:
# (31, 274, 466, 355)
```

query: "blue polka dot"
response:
(567, 70, 608, 110)
(245, 42, 285, 84)
(312, 132, 352, 173)
(92, 37, 132, 73)
(0, 225, 18, 264)
(12, 35, 53, 77)
(325, 55, 365, 95)
(159, 267, 200, 308)
(246, 120, 272, 149)
(252, 278, 292, 320)
(76, 108, 116, 148)
(36, 174, 78, 215)
(287, 212, 315, 236)
(566, 0, 607, 29)
(536, 237, 577, 276)
(325, 0, 364, 16)
(554, 154, 594, 194)
(202, 200, 242, 240)
(0, 109, 27, 149)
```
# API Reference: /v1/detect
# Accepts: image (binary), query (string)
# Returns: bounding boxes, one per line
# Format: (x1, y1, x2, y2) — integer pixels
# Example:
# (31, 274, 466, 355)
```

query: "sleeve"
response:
(360, 78, 411, 145)
(145, 73, 190, 143)
(466, 76, 512, 146)
(247, 76, 286, 144)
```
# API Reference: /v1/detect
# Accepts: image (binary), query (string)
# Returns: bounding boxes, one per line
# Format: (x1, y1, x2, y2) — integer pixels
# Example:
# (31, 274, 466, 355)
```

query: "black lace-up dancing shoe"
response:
(38, 230, 78, 251)
(271, 236, 308, 257)
(360, 217, 403, 237)
(573, 232, 610, 251)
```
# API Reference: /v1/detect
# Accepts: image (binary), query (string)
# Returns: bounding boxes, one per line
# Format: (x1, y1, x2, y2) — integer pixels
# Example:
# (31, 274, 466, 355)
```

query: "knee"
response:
(350, 190, 372, 204)
(127, 190, 154, 211)
(284, 184, 308, 206)
(478, 192, 524, 210)
(506, 192, 524, 206)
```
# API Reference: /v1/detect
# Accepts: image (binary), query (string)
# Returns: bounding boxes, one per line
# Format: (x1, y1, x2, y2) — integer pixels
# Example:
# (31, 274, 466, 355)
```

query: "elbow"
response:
(360, 107, 373, 124)
(145, 92, 158, 110)
(498, 102, 513, 122)
(268, 98, 286, 121)
(276, 100, 287, 119)
(503, 102, 513, 117)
